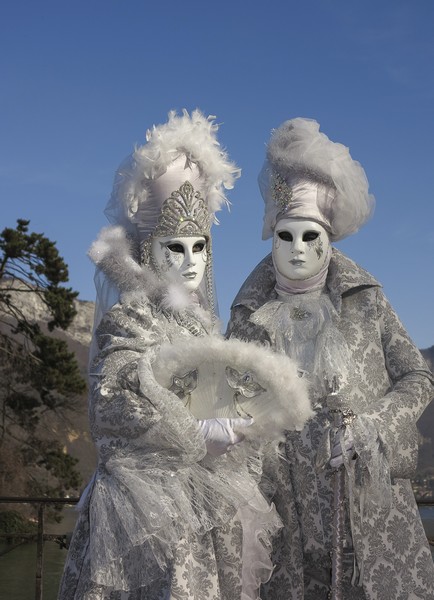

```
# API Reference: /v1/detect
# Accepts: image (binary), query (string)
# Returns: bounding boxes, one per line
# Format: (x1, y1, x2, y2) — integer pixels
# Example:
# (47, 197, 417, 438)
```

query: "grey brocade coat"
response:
(58, 295, 276, 600)
(226, 248, 434, 600)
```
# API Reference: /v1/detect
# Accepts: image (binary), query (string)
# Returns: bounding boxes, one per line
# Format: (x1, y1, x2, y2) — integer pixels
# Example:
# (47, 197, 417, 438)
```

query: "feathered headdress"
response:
(104, 109, 240, 241)
(89, 109, 240, 332)
(259, 117, 375, 241)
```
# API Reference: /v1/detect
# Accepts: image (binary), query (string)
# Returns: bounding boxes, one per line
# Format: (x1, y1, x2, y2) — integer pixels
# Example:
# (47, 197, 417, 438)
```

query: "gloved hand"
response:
(330, 429, 356, 468)
(198, 417, 254, 457)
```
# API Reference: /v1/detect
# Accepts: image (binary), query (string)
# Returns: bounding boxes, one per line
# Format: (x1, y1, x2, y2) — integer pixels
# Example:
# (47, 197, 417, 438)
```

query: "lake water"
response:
(1, 507, 433, 599)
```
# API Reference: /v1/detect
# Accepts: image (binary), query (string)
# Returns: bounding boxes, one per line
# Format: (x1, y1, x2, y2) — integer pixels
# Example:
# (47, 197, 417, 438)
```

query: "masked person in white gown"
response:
(226, 118, 434, 599)
(57, 110, 282, 600)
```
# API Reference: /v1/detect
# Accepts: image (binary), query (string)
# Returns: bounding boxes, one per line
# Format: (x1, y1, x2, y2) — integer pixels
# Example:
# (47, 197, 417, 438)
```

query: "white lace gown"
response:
(227, 248, 434, 600)
(58, 295, 281, 600)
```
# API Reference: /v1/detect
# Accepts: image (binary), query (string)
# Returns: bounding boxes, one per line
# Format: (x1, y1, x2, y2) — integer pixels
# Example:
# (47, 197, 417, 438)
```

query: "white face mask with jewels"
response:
(272, 218, 331, 281)
(150, 235, 208, 292)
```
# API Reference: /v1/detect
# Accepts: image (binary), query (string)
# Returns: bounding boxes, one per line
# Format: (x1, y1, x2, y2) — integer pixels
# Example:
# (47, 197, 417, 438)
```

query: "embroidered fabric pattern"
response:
(227, 249, 434, 599)
(59, 299, 282, 599)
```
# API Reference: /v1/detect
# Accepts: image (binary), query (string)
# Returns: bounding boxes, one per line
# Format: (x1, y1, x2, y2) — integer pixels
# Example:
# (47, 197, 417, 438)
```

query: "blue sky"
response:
(1, 0, 433, 348)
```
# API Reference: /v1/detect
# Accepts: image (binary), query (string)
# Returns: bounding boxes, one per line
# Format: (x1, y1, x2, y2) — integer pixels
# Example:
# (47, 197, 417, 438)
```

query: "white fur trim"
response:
(88, 225, 196, 312)
(152, 335, 314, 438)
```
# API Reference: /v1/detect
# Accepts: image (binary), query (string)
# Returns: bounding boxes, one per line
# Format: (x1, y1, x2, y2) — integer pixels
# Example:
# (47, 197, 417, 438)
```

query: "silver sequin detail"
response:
(290, 307, 311, 320)
(271, 171, 293, 210)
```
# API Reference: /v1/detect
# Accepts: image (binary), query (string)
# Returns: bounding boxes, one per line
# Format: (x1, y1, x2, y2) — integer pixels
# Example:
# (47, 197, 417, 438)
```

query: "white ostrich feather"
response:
(138, 109, 240, 215)
(88, 225, 155, 293)
(160, 279, 192, 312)
(105, 110, 241, 234)
(260, 117, 375, 241)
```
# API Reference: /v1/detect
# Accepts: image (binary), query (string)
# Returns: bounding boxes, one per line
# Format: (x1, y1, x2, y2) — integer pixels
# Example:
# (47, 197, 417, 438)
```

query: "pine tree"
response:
(0, 219, 86, 500)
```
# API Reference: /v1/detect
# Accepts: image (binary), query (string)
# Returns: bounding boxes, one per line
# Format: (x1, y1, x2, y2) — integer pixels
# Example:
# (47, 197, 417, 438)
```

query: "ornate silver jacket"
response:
(58, 228, 281, 600)
(227, 248, 434, 600)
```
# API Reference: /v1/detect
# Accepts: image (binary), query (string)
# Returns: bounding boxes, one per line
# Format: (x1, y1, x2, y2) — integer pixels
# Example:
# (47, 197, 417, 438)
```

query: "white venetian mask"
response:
(150, 235, 208, 292)
(272, 218, 331, 280)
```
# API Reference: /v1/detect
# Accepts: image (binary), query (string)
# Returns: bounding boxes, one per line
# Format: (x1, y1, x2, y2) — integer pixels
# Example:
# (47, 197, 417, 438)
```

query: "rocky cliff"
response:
(0, 280, 97, 493)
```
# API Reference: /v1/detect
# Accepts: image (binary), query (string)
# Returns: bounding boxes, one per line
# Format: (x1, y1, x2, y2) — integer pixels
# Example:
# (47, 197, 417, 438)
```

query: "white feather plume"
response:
(105, 109, 241, 234)
(260, 117, 375, 241)
(160, 279, 193, 312)
(139, 109, 240, 214)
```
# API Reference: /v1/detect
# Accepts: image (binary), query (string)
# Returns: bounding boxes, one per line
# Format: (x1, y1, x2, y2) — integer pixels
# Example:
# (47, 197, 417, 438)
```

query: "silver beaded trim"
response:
(271, 170, 293, 211)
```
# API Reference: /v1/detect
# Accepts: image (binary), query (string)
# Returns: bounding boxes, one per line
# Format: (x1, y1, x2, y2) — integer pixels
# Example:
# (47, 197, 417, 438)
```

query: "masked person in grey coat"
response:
(58, 110, 283, 600)
(226, 118, 434, 599)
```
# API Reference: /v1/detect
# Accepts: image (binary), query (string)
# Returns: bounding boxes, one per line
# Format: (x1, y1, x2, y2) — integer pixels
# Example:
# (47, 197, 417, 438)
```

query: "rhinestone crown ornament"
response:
(153, 180, 211, 238)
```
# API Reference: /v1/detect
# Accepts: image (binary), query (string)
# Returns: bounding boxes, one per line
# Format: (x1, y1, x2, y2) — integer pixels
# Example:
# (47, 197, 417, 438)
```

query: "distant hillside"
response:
(421, 346, 434, 371)
(0, 280, 97, 494)
(418, 347, 434, 476)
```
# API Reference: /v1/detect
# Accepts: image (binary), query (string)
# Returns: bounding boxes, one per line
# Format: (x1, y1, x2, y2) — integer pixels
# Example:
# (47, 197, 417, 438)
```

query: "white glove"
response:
(330, 430, 356, 468)
(198, 417, 254, 457)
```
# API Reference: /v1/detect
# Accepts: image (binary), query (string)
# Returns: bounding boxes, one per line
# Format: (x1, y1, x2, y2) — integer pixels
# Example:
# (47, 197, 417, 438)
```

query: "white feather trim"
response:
(160, 280, 192, 312)
(138, 109, 240, 215)
(152, 335, 314, 439)
(105, 110, 241, 235)
(88, 225, 199, 313)
(261, 117, 374, 241)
